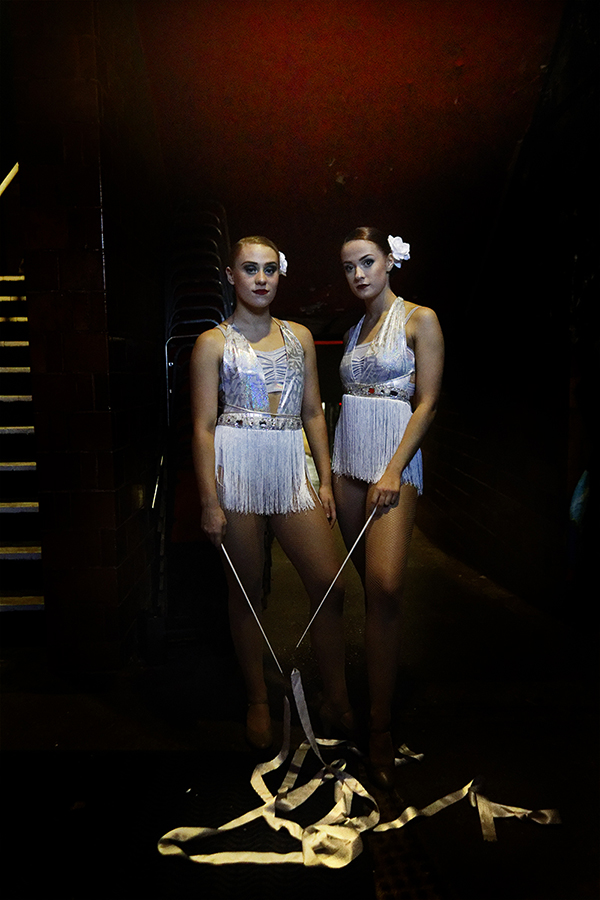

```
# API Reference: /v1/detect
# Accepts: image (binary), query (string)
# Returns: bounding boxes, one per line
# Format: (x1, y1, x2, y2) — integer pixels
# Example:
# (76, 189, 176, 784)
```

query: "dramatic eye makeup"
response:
(240, 262, 278, 275)
(343, 255, 375, 273)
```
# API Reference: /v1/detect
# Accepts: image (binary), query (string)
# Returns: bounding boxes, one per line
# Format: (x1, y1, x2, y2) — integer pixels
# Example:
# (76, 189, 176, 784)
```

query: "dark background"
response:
(136, 0, 597, 623)
(0, 5, 598, 899)
(135, 0, 565, 326)
(1, 0, 597, 672)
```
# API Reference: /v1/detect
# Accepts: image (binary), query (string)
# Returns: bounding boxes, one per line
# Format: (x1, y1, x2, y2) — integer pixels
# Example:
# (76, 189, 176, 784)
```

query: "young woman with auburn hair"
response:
(332, 227, 445, 789)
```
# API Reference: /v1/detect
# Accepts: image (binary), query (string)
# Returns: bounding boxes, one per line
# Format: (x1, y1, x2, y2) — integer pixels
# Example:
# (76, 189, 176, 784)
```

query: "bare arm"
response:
(370, 307, 445, 508)
(189, 328, 227, 545)
(290, 322, 337, 526)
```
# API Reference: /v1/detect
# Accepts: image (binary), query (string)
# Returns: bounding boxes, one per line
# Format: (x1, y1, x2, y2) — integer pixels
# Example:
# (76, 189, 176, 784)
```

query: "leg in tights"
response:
(334, 474, 418, 732)
(222, 511, 270, 731)
(271, 500, 351, 716)
(334, 474, 369, 585)
(364, 487, 417, 732)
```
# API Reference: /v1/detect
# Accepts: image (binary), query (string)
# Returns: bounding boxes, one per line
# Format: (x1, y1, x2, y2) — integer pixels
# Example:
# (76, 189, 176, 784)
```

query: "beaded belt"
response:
(218, 407, 302, 431)
(345, 384, 412, 402)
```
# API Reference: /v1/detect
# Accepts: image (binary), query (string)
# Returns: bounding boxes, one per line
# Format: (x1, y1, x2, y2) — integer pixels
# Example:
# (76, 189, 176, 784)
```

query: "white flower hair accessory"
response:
(388, 235, 410, 267)
(278, 251, 288, 275)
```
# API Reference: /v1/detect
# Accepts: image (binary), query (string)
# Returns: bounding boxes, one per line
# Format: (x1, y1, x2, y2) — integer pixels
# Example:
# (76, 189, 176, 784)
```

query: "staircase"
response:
(0, 271, 44, 611)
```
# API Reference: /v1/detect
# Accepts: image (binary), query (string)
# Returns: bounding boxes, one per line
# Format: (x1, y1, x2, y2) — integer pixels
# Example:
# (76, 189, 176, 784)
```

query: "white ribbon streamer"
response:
(374, 778, 561, 842)
(158, 680, 381, 869)
(468, 784, 561, 842)
(157, 666, 561, 867)
(221, 544, 284, 674)
(296, 506, 377, 648)
(158, 517, 562, 867)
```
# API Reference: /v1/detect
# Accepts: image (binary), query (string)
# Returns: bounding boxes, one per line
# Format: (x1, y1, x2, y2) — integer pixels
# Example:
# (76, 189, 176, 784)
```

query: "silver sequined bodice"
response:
(218, 320, 305, 417)
(339, 297, 414, 400)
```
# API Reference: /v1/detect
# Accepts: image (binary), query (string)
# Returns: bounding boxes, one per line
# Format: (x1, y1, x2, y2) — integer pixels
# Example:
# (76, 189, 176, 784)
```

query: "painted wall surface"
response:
(134, 0, 597, 616)
(136, 0, 565, 324)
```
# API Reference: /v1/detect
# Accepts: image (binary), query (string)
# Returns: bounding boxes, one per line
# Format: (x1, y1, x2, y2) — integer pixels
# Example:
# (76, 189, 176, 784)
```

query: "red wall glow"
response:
(136, 0, 564, 319)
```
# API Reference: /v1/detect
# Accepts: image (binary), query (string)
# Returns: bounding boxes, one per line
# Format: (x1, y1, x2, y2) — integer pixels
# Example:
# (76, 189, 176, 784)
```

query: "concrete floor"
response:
(1, 525, 598, 899)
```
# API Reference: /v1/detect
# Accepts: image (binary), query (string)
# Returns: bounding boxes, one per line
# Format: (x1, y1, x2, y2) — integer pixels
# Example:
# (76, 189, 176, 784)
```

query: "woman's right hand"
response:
(367, 469, 401, 513)
(201, 503, 227, 546)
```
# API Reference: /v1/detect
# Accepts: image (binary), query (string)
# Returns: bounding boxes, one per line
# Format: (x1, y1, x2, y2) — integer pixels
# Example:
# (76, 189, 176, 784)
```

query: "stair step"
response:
(0, 310, 28, 324)
(0, 277, 42, 594)
(0, 545, 42, 559)
(0, 461, 37, 471)
(1, 376, 33, 399)
(0, 510, 41, 540)
(0, 547, 44, 592)
(0, 425, 34, 434)
(0, 501, 39, 512)
(0, 428, 36, 462)
(0, 595, 44, 611)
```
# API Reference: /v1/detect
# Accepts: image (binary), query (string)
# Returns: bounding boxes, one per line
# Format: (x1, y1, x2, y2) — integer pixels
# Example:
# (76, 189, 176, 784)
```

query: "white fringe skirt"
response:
(215, 411, 315, 515)
(332, 394, 423, 494)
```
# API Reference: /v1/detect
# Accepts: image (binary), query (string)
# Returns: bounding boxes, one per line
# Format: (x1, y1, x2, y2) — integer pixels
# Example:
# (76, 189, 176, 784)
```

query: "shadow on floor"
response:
(0, 526, 598, 900)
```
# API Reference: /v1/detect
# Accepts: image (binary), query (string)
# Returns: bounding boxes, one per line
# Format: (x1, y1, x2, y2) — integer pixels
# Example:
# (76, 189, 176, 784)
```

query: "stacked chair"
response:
(165, 201, 233, 428)
(154, 202, 232, 654)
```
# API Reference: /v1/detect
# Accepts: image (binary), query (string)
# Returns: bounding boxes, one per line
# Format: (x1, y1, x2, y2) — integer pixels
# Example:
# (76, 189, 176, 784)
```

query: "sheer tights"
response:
(222, 497, 350, 719)
(334, 474, 417, 733)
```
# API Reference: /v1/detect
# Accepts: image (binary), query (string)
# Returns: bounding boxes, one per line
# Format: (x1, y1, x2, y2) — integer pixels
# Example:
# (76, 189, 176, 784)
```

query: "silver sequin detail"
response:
(218, 320, 305, 416)
(218, 409, 302, 431)
(340, 297, 412, 390)
(345, 384, 412, 402)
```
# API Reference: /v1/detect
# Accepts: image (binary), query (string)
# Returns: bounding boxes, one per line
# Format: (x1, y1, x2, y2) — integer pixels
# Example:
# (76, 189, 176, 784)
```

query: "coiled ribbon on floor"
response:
(158, 511, 560, 867)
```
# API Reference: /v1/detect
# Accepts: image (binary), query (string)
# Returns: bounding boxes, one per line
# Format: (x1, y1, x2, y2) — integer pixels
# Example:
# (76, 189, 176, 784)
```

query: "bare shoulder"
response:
(406, 301, 437, 320)
(285, 320, 315, 350)
(195, 324, 225, 349)
(407, 304, 442, 333)
(191, 324, 225, 364)
(406, 305, 444, 361)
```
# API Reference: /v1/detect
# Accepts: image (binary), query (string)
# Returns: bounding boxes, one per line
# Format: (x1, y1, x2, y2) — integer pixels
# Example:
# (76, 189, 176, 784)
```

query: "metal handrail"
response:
(0, 163, 19, 198)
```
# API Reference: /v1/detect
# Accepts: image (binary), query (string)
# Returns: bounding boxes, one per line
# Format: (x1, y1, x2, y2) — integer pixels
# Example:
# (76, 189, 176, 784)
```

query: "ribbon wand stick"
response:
(221, 544, 284, 675)
(295, 505, 378, 649)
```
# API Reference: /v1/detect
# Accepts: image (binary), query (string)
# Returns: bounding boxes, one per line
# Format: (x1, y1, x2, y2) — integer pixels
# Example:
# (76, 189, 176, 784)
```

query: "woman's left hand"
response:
(318, 484, 337, 527)
(368, 470, 401, 512)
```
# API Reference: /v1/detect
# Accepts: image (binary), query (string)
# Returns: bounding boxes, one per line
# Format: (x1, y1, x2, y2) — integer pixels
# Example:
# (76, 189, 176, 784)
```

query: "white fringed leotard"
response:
(214, 320, 314, 515)
(332, 298, 423, 493)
